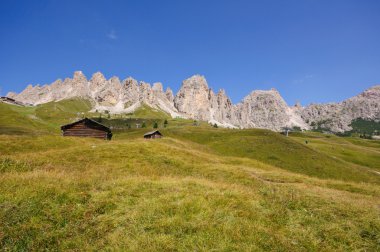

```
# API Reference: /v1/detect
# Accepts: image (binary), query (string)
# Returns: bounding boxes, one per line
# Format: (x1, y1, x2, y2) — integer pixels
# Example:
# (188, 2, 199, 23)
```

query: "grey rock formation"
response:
(211, 89, 234, 124)
(165, 88, 174, 103)
(174, 75, 213, 121)
(235, 89, 292, 130)
(5, 92, 17, 99)
(300, 85, 380, 132)
(8, 71, 380, 132)
(122, 77, 139, 105)
(172, 76, 308, 130)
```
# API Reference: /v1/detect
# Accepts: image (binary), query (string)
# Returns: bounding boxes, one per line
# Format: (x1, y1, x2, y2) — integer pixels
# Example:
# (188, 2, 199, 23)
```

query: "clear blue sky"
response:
(1, 0, 379, 105)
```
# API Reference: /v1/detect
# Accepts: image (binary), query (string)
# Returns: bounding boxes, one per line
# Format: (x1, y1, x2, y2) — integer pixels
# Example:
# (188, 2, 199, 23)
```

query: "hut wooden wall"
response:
(62, 122, 108, 139)
(152, 133, 162, 139)
(144, 133, 162, 139)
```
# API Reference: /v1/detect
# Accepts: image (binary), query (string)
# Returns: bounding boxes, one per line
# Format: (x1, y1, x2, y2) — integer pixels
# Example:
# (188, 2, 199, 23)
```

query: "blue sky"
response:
(1, 0, 379, 105)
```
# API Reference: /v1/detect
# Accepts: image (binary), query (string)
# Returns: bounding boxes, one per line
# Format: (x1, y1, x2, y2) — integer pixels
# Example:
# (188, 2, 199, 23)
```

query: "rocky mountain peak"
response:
(139, 81, 151, 88)
(73, 71, 87, 82)
(90, 72, 106, 84)
(244, 89, 284, 103)
(182, 75, 209, 90)
(25, 84, 34, 91)
(152, 82, 163, 92)
(174, 75, 213, 121)
(109, 76, 121, 83)
(165, 87, 174, 103)
(6, 91, 17, 98)
(217, 89, 226, 96)
(123, 77, 138, 87)
(50, 79, 62, 88)
(236, 88, 293, 131)
(294, 101, 302, 108)
(6, 71, 380, 132)
(358, 85, 380, 99)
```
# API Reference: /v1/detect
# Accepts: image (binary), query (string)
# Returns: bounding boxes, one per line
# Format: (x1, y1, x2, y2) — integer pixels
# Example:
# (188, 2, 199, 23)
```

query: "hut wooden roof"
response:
(143, 130, 162, 137)
(61, 118, 111, 133)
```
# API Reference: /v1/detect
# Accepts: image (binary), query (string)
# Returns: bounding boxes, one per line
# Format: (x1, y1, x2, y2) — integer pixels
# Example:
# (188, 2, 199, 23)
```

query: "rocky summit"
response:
(7, 71, 380, 132)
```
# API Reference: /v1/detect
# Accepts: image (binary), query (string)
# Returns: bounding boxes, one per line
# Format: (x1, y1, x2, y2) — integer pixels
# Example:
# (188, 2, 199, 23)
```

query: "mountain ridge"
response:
(7, 71, 380, 132)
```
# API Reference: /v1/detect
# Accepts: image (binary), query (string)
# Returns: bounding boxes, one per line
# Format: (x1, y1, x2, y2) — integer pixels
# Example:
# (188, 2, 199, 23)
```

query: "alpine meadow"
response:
(0, 98, 379, 251)
(1, 0, 380, 251)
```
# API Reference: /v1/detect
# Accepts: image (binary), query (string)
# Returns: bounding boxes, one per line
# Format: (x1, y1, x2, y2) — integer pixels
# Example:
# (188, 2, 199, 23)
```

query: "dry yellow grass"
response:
(1, 100, 379, 250)
(1, 135, 379, 251)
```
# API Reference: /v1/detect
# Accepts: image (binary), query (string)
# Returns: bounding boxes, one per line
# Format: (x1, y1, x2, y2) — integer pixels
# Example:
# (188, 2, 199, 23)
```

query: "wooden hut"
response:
(61, 118, 112, 140)
(143, 130, 163, 139)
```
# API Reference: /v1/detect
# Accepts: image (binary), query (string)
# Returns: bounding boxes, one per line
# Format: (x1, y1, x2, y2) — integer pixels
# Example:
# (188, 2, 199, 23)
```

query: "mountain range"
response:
(7, 71, 380, 132)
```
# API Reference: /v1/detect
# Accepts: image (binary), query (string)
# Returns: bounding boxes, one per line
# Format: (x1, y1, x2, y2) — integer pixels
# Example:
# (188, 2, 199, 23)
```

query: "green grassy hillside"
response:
(161, 127, 380, 184)
(0, 99, 94, 134)
(1, 135, 379, 251)
(35, 98, 94, 127)
(130, 103, 171, 119)
(0, 100, 379, 251)
(0, 103, 47, 135)
(290, 132, 380, 171)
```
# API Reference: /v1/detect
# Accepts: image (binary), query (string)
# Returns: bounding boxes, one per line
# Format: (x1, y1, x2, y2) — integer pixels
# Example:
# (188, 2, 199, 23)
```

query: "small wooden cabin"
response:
(143, 130, 163, 139)
(61, 118, 112, 140)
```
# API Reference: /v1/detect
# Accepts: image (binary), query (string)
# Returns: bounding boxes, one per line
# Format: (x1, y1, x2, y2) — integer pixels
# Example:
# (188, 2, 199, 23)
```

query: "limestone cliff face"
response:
(165, 88, 174, 103)
(174, 75, 213, 121)
(173, 76, 308, 130)
(211, 89, 234, 124)
(8, 71, 178, 116)
(121, 77, 139, 105)
(235, 89, 292, 130)
(300, 85, 380, 132)
(343, 85, 380, 120)
(7, 71, 380, 132)
(13, 71, 90, 104)
(173, 76, 237, 127)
